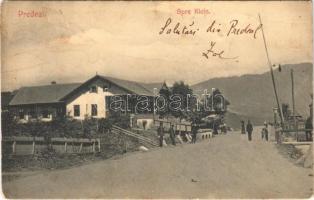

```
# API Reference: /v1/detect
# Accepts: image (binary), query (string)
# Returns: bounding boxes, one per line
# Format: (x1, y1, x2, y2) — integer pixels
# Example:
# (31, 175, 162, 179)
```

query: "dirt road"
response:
(2, 129, 313, 199)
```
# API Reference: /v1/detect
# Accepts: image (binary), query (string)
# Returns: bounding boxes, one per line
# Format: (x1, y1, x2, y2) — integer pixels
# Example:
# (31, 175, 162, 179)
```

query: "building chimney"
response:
(51, 81, 57, 85)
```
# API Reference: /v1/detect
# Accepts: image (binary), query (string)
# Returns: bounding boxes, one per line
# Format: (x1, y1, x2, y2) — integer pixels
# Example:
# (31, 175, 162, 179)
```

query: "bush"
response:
(98, 113, 130, 132)
(1, 111, 17, 137)
(108, 113, 130, 129)
(1, 112, 131, 138)
(98, 118, 112, 134)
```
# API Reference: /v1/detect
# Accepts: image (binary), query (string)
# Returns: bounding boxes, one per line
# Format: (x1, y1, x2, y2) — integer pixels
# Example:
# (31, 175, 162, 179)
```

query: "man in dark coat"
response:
(157, 122, 164, 147)
(213, 122, 218, 135)
(169, 124, 176, 145)
(261, 124, 269, 141)
(246, 120, 253, 141)
(191, 122, 198, 144)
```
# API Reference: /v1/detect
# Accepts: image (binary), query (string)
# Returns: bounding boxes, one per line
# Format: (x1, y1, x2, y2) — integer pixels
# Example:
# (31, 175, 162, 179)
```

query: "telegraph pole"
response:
(258, 14, 284, 127)
(153, 88, 157, 121)
(291, 69, 296, 120)
(291, 69, 298, 139)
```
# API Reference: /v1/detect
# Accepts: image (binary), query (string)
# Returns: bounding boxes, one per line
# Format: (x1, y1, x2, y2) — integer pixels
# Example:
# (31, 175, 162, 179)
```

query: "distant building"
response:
(8, 75, 157, 122)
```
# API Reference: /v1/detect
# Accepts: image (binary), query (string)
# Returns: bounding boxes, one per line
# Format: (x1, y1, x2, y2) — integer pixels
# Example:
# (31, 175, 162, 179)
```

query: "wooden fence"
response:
(153, 119, 192, 133)
(2, 136, 101, 155)
(112, 125, 159, 147)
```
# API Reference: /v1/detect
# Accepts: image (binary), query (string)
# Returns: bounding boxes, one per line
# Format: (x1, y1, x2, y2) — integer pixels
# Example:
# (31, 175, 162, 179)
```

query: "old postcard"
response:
(1, 1, 313, 199)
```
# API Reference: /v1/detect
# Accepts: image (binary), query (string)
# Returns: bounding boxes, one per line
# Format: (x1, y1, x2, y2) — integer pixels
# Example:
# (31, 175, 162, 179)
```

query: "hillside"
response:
(192, 63, 313, 128)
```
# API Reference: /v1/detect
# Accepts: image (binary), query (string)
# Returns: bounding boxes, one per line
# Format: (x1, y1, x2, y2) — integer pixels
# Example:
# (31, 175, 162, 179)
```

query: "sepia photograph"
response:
(1, 1, 313, 199)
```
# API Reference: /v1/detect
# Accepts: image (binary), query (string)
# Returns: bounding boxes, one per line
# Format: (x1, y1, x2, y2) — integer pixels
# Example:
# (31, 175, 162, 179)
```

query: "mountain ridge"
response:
(191, 62, 313, 127)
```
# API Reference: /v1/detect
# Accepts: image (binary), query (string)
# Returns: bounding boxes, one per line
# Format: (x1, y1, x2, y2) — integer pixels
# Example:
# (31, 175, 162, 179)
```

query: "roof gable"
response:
(61, 75, 155, 101)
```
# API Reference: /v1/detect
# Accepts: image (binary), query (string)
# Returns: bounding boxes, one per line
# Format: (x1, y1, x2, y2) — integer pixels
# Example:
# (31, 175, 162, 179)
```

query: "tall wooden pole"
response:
(258, 14, 284, 126)
(291, 69, 298, 139)
(153, 88, 157, 121)
(291, 69, 296, 120)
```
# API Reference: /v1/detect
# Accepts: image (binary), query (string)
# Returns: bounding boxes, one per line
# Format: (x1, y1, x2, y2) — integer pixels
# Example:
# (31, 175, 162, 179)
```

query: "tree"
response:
(157, 82, 171, 118)
(189, 88, 230, 129)
(169, 81, 194, 121)
(204, 89, 229, 114)
(1, 111, 16, 136)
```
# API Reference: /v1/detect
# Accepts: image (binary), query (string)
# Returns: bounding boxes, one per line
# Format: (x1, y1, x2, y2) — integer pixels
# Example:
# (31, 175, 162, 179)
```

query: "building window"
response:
(103, 85, 108, 92)
(74, 105, 80, 117)
(91, 104, 98, 116)
(19, 110, 24, 119)
(103, 84, 111, 92)
(90, 86, 98, 93)
(42, 110, 49, 118)
(28, 110, 36, 118)
(57, 107, 64, 117)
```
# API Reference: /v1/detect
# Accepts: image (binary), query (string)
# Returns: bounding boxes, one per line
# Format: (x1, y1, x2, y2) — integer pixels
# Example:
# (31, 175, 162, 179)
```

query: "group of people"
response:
(241, 120, 270, 141)
(157, 121, 199, 147)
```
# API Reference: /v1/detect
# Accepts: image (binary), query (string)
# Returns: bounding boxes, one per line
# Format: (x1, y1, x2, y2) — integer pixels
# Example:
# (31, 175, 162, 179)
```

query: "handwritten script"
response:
(159, 17, 262, 61)
(202, 41, 239, 60)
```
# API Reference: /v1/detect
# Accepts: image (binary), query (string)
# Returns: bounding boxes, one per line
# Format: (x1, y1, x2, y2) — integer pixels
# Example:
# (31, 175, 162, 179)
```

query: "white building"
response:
(9, 75, 159, 122)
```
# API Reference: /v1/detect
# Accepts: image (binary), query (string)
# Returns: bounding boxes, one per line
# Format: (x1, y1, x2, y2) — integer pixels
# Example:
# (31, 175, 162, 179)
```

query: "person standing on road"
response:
(267, 122, 273, 141)
(264, 124, 269, 141)
(246, 120, 253, 141)
(213, 122, 218, 135)
(169, 124, 176, 145)
(191, 122, 198, 144)
(157, 122, 164, 147)
(261, 123, 269, 141)
(241, 121, 246, 134)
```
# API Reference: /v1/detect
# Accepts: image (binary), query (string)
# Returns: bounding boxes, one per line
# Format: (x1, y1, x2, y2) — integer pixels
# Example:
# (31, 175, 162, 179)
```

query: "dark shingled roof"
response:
(101, 76, 154, 96)
(9, 75, 156, 106)
(9, 83, 81, 105)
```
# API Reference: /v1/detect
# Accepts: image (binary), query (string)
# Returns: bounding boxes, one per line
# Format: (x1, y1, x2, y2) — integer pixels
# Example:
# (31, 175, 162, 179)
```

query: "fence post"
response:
(179, 124, 182, 136)
(12, 139, 16, 154)
(64, 142, 67, 153)
(98, 139, 101, 152)
(79, 143, 83, 153)
(32, 140, 35, 154)
(92, 141, 95, 153)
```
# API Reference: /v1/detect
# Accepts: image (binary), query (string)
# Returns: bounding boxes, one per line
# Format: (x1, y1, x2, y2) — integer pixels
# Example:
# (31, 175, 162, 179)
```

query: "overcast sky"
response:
(1, 1, 312, 91)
